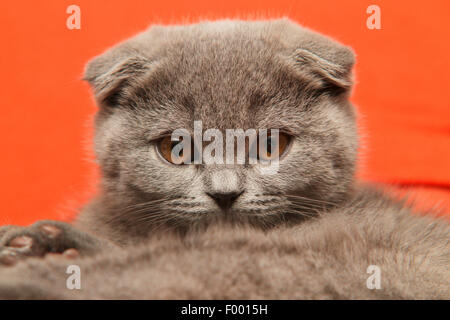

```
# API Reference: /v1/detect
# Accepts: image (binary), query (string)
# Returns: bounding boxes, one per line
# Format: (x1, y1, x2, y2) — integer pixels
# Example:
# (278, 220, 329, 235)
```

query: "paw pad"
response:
(8, 236, 33, 249)
(39, 224, 62, 238)
(0, 249, 18, 266)
(62, 248, 79, 259)
(46, 248, 79, 260)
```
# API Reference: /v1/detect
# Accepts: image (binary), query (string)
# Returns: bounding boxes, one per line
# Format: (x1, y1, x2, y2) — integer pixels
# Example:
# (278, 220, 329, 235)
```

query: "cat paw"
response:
(0, 220, 104, 267)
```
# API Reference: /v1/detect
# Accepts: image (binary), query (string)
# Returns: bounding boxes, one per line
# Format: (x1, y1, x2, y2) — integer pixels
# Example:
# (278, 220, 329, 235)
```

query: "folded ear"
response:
(292, 47, 354, 93)
(272, 19, 355, 94)
(83, 51, 152, 107)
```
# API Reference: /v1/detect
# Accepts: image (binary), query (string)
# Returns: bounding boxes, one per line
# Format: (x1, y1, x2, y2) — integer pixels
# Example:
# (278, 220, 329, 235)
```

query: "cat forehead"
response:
(133, 23, 308, 129)
(137, 53, 303, 131)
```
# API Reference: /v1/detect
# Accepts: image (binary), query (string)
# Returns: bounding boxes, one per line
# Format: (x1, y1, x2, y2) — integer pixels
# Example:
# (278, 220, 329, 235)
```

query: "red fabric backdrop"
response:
(1, 0, 449, 226)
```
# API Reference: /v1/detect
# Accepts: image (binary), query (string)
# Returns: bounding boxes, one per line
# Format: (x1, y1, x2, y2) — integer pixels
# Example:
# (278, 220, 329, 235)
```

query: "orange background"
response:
(1, 0, 449, 226)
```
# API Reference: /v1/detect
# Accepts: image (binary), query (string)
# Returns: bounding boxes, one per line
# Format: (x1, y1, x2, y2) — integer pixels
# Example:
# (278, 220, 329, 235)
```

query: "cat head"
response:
(84, 18, 358, 234)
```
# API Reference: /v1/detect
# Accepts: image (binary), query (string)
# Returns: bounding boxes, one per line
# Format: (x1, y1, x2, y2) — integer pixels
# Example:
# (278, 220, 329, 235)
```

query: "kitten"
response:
(0, 18, 448, 299)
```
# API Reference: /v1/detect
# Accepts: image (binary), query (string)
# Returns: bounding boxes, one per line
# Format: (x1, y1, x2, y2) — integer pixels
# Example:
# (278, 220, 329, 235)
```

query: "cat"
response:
(0, 18, 448, 299)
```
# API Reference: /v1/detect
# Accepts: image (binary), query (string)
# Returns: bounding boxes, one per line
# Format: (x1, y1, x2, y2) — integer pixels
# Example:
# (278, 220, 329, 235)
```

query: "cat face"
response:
(85, 19, 358, 232)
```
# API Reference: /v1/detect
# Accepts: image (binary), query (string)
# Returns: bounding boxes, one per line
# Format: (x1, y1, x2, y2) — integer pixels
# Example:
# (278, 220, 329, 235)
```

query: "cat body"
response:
(0, 19, 448, 299)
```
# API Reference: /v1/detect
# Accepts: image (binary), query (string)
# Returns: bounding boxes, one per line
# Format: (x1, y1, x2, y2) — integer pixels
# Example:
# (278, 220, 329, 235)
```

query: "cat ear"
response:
(291, 47, 354, 93)
(83, 51, 152, 107)
(274, 19, 356, 94)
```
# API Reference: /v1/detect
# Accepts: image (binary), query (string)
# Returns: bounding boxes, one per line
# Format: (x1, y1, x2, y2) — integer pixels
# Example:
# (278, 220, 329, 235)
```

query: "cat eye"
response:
(156, 131, 291, 165)
(253, 132, 291, 161)
(156, 136, 193, 165)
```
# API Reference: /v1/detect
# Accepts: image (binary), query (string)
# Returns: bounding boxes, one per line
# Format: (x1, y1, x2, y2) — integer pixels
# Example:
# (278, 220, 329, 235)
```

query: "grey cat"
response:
(0, 18, 448, 299)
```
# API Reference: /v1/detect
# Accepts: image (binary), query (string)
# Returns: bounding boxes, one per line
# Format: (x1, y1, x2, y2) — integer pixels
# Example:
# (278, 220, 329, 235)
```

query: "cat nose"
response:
(206, 190, 244, 210)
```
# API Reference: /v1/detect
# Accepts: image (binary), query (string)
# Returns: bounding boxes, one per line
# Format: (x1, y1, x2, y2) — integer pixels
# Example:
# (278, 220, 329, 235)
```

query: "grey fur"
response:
(0, 18, 448, 299)
(79, 18, 358, 241)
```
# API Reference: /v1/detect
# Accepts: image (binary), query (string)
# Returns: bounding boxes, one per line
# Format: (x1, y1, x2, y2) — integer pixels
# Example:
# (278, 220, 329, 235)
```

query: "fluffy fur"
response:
(0, 19, 448, 299)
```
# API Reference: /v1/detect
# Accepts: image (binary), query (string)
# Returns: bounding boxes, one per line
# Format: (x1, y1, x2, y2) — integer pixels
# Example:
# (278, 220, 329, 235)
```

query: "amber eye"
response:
(257, 132, 291, 161)
(157, 136, 192, 165)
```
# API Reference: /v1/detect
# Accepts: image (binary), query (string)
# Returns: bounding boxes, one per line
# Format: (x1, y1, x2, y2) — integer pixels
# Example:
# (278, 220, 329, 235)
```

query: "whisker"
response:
(286, 194, 338, 207)
(287, 199, 324, 210)
(284, 209, 320, 220)
(120, 197, 172, 211)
